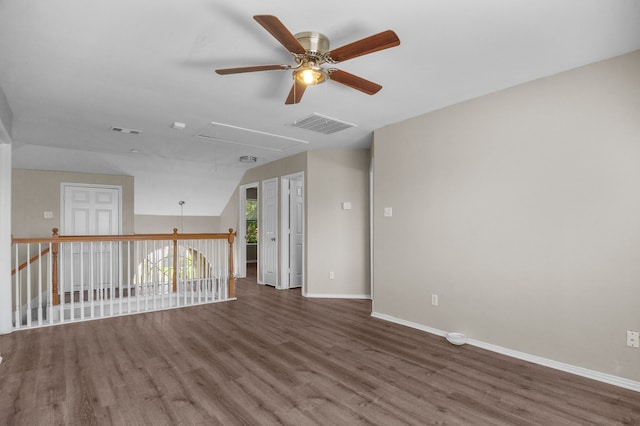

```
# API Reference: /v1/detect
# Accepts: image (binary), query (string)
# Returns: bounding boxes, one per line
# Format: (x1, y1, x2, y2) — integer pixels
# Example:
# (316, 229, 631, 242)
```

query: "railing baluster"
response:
(127, 241, 132, 314)
(99, 241, 104, 318)
(14, 245, 20, 328)
(165, 241, 172, 307)
(37, 243, 43, 325)
(70, 242, 75, 322)
(89, 242, 94, 319)
(48, 242, 53, 325)
(26, 244, 32, 327)
(80, 242, 84, 320)
(109, 241, 114, 316)
(120, 241, 124, 315)
(134, 241, 139, 314)
(59, 242, 65, 323)
(149, 240, 152, 303)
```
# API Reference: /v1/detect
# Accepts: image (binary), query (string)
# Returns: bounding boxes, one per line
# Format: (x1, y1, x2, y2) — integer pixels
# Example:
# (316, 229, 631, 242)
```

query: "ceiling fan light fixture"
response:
(293, 65, 327, 86)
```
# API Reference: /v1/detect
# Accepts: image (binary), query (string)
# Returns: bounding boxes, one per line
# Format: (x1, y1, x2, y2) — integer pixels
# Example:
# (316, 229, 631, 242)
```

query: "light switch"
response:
(383, 207, 393, 217)
(342, 202, 352, 210)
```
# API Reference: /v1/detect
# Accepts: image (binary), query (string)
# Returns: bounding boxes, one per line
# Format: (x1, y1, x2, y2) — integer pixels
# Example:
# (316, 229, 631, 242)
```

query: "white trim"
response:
(279, 177, 289, 289)
(371, 311, 640, 393)
(280, 172, 305, 291)
(12, 297, 238, 332)
(305, 293, 371, 299)
(0, 144, 12, 334)
(369, 156, 374, 300)
(261, 177, 278, 287)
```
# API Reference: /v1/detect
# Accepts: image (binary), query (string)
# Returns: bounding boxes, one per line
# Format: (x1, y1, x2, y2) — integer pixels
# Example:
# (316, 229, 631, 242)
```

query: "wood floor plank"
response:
(1, 265, 639, 425)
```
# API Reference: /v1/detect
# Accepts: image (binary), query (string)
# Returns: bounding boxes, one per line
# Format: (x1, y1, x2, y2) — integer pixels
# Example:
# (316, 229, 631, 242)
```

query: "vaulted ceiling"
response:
(1, 0, 639, 215)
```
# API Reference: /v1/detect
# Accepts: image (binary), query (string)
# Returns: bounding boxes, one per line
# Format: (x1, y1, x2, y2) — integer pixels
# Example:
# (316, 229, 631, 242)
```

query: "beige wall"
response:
(134, 215, 220, 234)
(373, 50, 640, 382)
(0, 84, 12, 141)
(219, 149, 370, 297)
(12, 169, 134, 237)
(307, 149, 370, 296)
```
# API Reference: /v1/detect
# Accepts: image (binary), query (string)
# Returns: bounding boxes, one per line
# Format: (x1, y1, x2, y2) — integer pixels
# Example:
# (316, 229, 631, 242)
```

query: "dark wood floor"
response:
(1, 264, 638, 425)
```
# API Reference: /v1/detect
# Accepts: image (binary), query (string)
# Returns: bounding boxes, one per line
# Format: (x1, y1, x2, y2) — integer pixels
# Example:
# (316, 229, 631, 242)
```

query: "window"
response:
(246, 199, 258, 244)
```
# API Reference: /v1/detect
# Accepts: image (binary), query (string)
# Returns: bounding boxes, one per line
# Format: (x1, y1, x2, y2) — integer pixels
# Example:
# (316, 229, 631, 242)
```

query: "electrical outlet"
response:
(431, 294, 438, 306)
(43, 211, 53, 219)
(627, 330, 639, 348)
(329, 271, 335, 280)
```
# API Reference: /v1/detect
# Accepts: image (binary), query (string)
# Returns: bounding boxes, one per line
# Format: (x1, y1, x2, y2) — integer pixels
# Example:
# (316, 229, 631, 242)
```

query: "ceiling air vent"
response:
(111, 126, 142, 135)
(292, 113, 356, 135)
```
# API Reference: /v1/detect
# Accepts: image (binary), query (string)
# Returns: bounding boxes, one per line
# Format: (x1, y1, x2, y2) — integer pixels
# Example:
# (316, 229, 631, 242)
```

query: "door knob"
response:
(271, 237, 276, 241)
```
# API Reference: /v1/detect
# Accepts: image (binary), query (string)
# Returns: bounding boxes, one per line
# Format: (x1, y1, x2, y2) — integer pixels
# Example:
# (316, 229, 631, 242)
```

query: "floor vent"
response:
(292, 113, 356, 135)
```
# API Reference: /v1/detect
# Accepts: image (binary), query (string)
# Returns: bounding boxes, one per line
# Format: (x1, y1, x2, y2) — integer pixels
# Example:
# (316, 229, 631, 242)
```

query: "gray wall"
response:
(0, 83, 12, 141)
(307, 149, 370, 297)
(219, 149, 370, 297)
(372, 50, 640, 382)
(0, 85, 12, 332)
(12, 169, 134, 237)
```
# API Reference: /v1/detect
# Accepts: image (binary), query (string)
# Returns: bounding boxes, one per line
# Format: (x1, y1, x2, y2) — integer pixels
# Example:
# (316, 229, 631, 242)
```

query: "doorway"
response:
(238, 182, 259, 280)
(280, 173, 304, 290)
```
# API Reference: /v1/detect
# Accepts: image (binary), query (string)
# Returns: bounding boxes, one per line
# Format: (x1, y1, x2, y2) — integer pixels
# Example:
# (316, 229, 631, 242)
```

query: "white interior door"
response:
(62, 184, 121, 291)
(262, 178, 278, 286)
(289, 178, 304, 289)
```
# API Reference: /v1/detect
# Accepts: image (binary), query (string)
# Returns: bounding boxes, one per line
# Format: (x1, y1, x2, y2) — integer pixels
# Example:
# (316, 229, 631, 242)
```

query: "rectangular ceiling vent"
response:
(292, 113, 356, 135)
(111, 126, 142, 135)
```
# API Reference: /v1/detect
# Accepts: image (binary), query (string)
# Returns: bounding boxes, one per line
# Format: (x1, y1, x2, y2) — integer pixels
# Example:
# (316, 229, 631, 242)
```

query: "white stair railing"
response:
(10, 228, 236, 329)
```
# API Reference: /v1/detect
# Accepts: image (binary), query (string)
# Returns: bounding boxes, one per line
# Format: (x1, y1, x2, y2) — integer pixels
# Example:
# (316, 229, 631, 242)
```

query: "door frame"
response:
(280, 172, 305, 291)
(237, 182, 258, 279)
(261, 177, 278, 286)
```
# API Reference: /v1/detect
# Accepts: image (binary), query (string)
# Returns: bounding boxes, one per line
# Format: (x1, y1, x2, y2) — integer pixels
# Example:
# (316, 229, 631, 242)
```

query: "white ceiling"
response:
(1, 0, 639, 215)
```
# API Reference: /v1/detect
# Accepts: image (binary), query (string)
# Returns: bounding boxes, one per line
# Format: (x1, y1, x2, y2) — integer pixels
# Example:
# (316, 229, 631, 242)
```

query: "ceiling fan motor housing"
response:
(295, 31, 330, 56)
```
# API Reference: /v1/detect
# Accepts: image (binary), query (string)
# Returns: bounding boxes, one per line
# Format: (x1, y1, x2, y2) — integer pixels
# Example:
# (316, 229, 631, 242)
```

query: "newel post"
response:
(51, 228, 60, 306)
(172, 228, 178, 293)
(227, 228, 235, 298)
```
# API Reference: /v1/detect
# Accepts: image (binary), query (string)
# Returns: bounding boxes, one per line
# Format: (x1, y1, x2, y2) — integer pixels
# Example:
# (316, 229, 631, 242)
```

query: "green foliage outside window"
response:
(246, 200, 258, 244)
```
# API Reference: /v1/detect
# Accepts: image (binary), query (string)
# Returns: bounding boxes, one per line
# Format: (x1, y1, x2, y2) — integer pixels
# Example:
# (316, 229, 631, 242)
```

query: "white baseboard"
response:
(371, 311, 640, 393)
(305, 293, 371, 299)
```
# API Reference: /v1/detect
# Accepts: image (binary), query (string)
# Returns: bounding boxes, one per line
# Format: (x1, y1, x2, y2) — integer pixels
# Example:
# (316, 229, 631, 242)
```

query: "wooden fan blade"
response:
(285, 81, 307, 104)
(326, 30, 400, 63)
(254, 15, 306, 55)
(215, 64, 291, 75)
(329, 69, 382, 95)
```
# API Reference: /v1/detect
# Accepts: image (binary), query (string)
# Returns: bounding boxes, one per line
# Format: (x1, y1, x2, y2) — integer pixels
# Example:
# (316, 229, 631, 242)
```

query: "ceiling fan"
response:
(215, 15, 400, 104)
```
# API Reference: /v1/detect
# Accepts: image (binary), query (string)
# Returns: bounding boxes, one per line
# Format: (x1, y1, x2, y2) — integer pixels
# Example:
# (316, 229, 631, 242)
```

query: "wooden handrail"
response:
(11, 246, 50, 276)
(12, 230, 236, 244)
